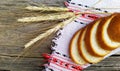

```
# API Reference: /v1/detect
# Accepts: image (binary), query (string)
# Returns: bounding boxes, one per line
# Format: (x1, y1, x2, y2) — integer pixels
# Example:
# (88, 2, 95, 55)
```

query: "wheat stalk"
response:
(26, 6, 69, 12)
(17, 11, 112, 23)
(26, 5, 120, 11)
(17, 12, 74, 22)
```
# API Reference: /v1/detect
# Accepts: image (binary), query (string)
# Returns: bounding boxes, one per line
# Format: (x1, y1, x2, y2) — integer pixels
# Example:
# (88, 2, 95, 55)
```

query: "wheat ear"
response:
(26, 6, 69, 12)
(17, 12, 74, 22)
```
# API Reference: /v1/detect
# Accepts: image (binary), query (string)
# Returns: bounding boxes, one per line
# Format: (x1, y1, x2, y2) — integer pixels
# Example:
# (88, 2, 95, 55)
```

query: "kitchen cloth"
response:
(43, 0, 120, 71)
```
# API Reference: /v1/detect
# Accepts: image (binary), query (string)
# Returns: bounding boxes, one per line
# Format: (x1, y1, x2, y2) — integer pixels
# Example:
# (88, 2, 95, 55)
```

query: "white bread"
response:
(78, 28, 103, 63)
(97, 14, 120, 50)
(84, 19, 110, 57)
(69, 30, 87, 65)
(69, 13, 120, 64)
(107, 13, 120, 42)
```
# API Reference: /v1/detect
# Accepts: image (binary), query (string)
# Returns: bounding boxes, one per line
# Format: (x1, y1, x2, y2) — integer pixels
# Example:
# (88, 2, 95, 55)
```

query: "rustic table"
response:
(0, 0, 120, 71)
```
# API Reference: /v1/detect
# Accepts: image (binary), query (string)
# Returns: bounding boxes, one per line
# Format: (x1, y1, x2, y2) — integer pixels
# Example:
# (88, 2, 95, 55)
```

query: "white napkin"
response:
(43, 0, 120, 71)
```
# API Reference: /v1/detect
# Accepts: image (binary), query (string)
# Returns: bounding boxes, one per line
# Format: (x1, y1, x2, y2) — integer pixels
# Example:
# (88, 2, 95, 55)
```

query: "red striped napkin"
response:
(43, 0, 120, 71)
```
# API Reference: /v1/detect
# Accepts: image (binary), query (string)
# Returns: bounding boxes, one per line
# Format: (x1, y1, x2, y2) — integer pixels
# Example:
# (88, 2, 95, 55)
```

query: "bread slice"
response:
(69, 30, 87, 65)
(84, 19, 110, 57)
(97, 14, 120, 50)
(107, 13, 120, 42)
(78, 27, 103, 64)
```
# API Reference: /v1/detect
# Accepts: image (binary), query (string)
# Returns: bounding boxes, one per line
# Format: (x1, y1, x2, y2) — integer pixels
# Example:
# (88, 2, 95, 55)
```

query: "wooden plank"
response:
(84, 56, 120, 71)
(0, 56, 44, 71)
(0, 33, 54, 57)
(0, 56, 120, 71)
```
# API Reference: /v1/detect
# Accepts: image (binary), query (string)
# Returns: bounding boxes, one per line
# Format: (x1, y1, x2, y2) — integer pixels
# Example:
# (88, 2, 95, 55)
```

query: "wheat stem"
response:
(17, 12, 74, 22)
(17, 12, 112, 23)
(24, 16, 76, 48)
(26, 6, 120, 12)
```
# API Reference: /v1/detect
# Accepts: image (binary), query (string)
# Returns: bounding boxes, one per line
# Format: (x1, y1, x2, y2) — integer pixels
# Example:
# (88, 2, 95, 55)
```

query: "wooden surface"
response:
(0, 0, 120, 71)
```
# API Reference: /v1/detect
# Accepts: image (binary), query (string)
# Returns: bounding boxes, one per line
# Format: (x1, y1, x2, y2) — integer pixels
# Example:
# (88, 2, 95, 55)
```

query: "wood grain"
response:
(0, 0, 120, 71)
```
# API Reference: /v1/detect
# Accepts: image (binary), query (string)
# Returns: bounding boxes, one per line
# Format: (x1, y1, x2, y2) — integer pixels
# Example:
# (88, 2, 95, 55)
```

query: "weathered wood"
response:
(0, 56, 44, 71)
(0, 0, 120, 71)
(84, 56, 120, 71)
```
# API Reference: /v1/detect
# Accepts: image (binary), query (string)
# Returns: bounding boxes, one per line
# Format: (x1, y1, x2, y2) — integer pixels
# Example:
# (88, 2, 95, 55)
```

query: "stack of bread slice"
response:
(69, 13, 120, 65)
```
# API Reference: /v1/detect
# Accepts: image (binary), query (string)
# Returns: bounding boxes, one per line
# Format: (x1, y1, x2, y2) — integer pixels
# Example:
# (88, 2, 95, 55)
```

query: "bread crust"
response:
(107, 13, 120, 42)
